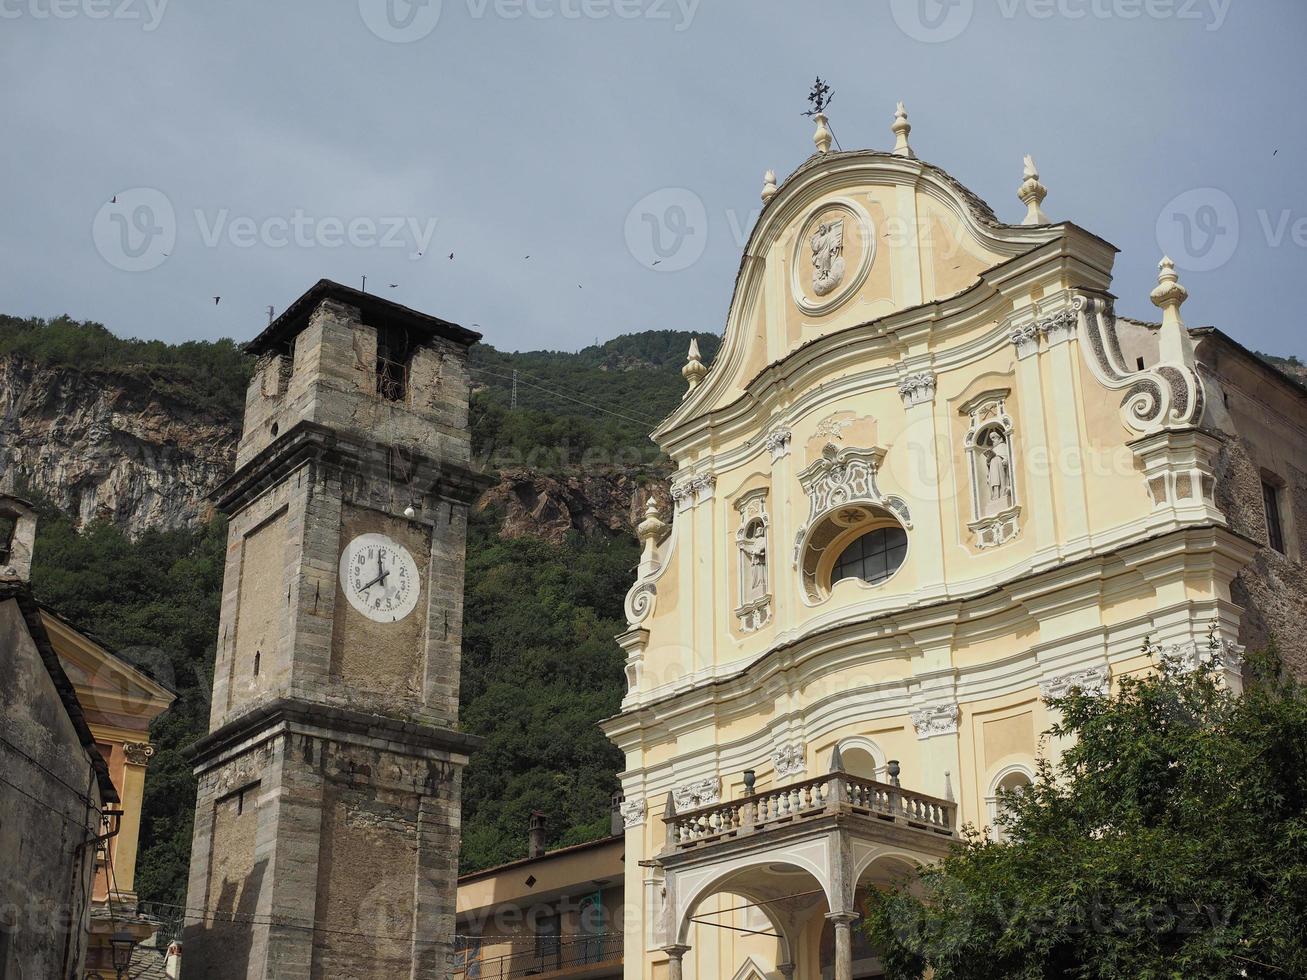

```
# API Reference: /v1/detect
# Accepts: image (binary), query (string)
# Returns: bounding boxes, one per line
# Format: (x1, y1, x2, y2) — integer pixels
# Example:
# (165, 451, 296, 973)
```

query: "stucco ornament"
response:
(1039, 664, 1110, 700)
(793, 443, 913, 602)
(619, 796, 647, 828)
(810, 219, 845, 297)
(897, 372, 937, 408)
(123, 741, 156, 766)
(961, 390, 1021, 550)
(672, 777, 721, 812)
(762, 426, 793, 462)
(911, 704, 960, 740)
(772, 743, 807, 780)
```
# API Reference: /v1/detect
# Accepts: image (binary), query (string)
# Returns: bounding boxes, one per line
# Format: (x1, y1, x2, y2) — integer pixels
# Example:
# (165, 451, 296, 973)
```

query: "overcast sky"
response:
(2, 0, 1303, 357)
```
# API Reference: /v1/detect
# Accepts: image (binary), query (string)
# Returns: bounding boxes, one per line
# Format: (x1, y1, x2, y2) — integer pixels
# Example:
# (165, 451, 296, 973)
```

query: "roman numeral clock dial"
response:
(339, 533, 421, 623)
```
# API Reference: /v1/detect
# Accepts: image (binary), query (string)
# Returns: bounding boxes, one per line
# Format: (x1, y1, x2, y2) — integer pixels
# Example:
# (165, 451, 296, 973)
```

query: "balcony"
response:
(654, 768, 957, 980)
(665, 769, 956, 853)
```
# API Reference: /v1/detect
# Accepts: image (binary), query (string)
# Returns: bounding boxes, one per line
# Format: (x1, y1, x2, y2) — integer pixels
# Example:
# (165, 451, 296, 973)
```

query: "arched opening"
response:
(675, 862, 830, 975)
(834, 737, 885, 782)
(798, 505, 910, 602)
(816, 855, 923, 979)
(986, 764, 1035, 842)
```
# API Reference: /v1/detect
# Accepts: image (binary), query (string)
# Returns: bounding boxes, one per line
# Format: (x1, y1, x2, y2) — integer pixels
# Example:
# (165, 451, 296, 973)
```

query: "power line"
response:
(474, 364, 659, 424)
(475, 359, 664, 422)
(471, 367, 658, 428)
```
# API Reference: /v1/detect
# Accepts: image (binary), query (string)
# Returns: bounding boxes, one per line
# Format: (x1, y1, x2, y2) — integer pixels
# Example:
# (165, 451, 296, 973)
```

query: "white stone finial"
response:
(812, 112, 833, 155)
(682, 338, 708, 394)
(1018, 154, 1049, 225)
(637, 496, 666, 546)
(1151, 256, 1195, 366)
(761, 169, 778, 203)
(891, 101, 914, 158)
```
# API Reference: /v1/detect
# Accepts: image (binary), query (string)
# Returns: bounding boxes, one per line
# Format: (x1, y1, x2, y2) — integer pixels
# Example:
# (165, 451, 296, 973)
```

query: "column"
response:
(777, 963, 796, 980)
(825, 912, 858, 980)
(664, 944, 690, 980)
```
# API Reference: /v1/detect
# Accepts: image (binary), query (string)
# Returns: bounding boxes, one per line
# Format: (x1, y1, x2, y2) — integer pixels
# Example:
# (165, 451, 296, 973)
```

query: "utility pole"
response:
(510, 370, 518, 410)
(361, 275, 368, 294)
(266, 306, 275, 324)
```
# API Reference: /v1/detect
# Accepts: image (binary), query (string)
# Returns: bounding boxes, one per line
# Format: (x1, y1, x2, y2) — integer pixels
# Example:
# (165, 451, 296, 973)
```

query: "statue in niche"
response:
(810, 219, 845, 296)
(739, 520, 768, 604)
(982, 428, 1013, 513)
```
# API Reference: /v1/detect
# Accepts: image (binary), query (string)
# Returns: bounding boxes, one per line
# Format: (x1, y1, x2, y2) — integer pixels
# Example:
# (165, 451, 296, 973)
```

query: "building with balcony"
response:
(601, 106, 1307, 980)
(455, 811, 624, 979)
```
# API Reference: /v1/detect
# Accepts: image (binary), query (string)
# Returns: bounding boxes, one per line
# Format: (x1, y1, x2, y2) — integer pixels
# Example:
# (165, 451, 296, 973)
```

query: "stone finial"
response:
(637, 496, 666, 546)
(891, 101, 915, 158)
(1151, 255, 1195, 366)
(828, 744, 844, 773)
(761, 169, 778, 203)
(1018, 154, 1049, 225)
(682, 338, 708, 393)
(812, 112, 833, 155)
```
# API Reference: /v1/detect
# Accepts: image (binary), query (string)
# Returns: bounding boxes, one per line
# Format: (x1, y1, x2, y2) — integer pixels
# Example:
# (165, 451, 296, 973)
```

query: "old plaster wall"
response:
(0, 599, 101, 980)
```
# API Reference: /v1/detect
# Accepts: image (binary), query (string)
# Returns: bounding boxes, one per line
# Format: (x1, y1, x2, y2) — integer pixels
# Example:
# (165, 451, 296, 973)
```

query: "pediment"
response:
(655, 149, 1082, 451)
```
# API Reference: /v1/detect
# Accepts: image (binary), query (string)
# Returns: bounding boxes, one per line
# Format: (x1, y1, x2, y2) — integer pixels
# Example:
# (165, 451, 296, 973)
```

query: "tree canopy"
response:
(864, 647, 1307, 980)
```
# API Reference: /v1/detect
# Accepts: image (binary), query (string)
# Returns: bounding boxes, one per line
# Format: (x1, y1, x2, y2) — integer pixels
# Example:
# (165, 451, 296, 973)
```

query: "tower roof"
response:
(244, 279, 481, 356)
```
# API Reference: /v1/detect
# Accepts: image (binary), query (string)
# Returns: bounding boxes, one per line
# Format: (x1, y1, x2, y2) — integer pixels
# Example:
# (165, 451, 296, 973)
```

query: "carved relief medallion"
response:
(791, 200, 875, 316)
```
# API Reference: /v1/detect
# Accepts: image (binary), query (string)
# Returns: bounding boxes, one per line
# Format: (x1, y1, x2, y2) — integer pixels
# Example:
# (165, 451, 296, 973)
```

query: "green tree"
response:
(864, 647, 1307, 979)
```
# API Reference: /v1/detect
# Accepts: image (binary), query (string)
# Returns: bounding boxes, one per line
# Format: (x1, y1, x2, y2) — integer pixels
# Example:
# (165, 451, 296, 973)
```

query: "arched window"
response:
(986, 765, 1035, 841)
(831, 526, 907, 587)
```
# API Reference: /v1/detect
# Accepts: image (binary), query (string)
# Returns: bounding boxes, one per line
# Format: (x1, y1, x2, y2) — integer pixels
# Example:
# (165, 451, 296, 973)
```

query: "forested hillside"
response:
(2, 313, 718, 908)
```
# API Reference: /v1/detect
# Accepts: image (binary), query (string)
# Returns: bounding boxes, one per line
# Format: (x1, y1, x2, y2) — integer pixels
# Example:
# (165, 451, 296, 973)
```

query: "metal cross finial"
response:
(802, 76, 834, 117)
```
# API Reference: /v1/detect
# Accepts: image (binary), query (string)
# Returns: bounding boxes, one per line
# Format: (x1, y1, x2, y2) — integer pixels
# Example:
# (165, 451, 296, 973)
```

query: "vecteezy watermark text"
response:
(93, 188, 438, 271)
(890, 0, 1231, 43)
(358, 0, 698, 43)
(0, 0, 168, 30)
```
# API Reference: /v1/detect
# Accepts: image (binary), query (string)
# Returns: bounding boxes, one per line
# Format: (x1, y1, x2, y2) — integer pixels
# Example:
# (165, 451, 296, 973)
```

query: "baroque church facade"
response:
(603, 106, 1307, 980)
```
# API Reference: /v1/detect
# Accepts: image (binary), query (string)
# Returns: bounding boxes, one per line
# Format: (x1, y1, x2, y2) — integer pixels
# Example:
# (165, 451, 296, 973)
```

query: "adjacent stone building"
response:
(603, 106, 1307, 980)
(183, 281, 490, 979)
(0, 495, 118, 979)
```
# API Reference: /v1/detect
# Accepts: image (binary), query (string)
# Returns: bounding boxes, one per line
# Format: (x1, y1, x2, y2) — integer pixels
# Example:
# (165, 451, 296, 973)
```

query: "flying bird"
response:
(448, 252, 455, 260)
(388, 283, 399, 288)
(111, 195, 117, 204)
(652, 260, 662, 267)
(213, 296, 221, 305)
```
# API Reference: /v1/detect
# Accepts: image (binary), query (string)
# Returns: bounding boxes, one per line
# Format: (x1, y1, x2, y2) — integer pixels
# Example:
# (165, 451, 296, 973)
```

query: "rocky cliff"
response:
(0, 355, 239, 532)
(0, 352, 663, 543)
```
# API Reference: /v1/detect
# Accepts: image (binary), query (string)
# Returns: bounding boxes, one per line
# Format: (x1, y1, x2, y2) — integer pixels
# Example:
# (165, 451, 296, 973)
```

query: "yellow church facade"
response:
(600, 106, 1293, 980)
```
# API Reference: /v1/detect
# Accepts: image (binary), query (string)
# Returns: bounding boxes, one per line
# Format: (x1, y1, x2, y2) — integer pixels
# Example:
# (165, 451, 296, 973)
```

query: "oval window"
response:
(831, 526, 908, 587)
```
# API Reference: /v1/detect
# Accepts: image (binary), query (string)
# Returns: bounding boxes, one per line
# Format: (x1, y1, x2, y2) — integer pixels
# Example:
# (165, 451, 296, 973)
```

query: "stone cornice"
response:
(602, 523, 1253, 744)
(186, 696, 483, 774)
(213, 418, 494, 517)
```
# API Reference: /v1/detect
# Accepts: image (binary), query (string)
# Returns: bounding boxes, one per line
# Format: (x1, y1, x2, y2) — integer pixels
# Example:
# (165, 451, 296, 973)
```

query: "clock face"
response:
(339, 533, 421, 623)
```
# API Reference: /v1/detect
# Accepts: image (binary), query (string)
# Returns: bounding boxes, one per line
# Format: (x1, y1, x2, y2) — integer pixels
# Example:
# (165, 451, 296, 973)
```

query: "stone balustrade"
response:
(663, 770, 955, 851)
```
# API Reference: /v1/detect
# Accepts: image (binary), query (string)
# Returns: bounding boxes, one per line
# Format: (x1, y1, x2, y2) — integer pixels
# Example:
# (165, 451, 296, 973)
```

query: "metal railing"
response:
(664, 770, 956, 851)
(453, 934, 622, 979)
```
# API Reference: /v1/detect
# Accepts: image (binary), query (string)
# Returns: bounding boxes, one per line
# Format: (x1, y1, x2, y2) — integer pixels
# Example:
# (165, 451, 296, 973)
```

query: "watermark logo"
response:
(358, 0, 443, 42)
(624, 188, 707, 273)
(193, 209, 437, 259)
(0, 0, 169, 30)
(889, 0, 975, 42)
(1156, 187, 1239, 272)
(92, 187, 176, 272)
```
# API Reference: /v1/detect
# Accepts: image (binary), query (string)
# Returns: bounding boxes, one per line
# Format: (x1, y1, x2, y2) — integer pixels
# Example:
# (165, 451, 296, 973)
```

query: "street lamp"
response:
(110, 930, 137, 979)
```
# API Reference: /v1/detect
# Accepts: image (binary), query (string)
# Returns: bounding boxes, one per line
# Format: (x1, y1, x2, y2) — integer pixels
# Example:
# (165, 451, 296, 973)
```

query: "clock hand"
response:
(358, 568, 390, 592)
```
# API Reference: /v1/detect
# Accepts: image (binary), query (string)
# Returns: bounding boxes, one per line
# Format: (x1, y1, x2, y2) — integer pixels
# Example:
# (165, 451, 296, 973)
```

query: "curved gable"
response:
(655, 151, 1065, 450)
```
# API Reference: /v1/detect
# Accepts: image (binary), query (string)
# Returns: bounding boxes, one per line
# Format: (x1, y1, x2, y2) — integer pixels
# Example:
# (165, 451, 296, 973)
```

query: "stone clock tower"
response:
(184, 281, 490, 979)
